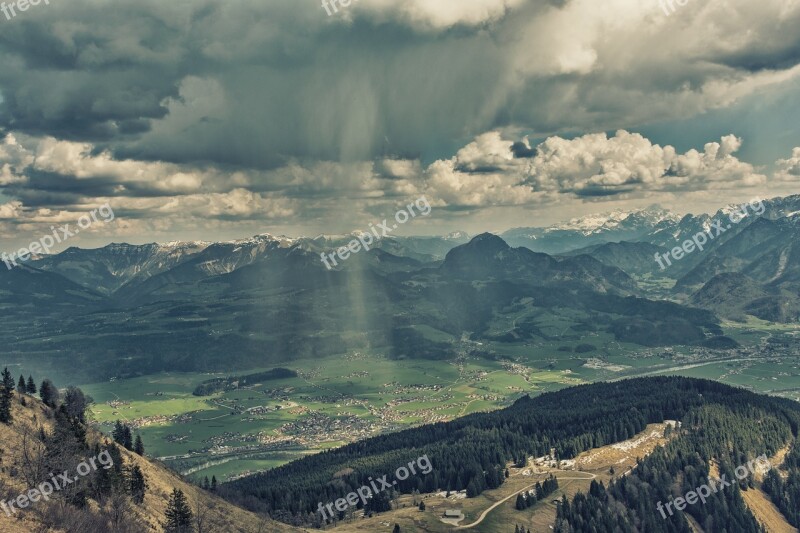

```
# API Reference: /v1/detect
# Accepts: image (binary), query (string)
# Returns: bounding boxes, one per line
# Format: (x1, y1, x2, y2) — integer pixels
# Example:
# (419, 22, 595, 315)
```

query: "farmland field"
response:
(82, 322, 799, 482)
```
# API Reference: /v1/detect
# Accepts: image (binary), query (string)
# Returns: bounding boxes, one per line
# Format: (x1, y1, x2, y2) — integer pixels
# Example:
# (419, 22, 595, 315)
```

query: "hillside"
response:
(691, 272, 800, 323)
(222, 377, 800, 531)
(2, 232, 725, 382)
(0, 390, 300, 533)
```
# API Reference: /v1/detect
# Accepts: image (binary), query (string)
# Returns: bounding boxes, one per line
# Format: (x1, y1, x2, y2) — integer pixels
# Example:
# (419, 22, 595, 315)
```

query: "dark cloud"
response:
(0, 0, 798, 247)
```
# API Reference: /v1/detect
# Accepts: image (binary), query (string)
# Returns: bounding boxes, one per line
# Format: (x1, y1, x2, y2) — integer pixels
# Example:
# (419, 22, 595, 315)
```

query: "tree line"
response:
(553, 400, 800, 532)
(222, 377, 800, 527)
(763, 442, 800, 527)
(515, 475, 559, 510)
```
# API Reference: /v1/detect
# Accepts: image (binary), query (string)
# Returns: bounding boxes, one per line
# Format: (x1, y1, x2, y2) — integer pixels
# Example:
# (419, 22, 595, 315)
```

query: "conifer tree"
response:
(112, 420, 126, 444)
(134, 434, 145, 455)
(26, 375, 36, 394)
(39, 379, 59, 407)
(17, 375, 26, 394)
(129, 465, 147, 505)
(0, 368, 15, 424)
(122, 425, 133, 450)
(164, 488, 193, 533)
(515, 493, 526, 510)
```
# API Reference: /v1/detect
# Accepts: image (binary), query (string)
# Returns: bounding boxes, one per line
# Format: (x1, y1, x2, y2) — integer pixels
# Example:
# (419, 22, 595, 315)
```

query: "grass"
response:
(81, 323, 798, 482)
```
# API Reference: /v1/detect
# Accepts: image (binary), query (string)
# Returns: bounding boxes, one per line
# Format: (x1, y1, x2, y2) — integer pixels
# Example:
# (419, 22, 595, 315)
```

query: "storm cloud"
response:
(0, 0, 799, 246)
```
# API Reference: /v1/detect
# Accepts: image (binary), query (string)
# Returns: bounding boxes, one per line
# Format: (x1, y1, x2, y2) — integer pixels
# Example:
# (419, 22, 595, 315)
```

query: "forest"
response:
(221, 376, 800, 528)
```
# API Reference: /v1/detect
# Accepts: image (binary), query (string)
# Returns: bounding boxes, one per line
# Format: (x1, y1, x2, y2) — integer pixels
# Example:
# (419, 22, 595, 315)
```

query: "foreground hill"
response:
(221, 377, 800, 531)
(0, 391, 300, 533)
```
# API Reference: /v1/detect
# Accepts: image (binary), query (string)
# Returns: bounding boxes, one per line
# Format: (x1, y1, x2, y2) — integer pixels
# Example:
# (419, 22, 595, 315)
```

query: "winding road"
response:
(455, 471, 596, 530)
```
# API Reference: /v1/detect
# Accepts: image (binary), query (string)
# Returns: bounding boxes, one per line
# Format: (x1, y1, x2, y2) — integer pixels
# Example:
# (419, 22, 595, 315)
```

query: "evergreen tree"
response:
(393, 524, 401, 533)
(17, 375, 26, 394)
(112, 420, 134, 450)
(26, 375, 36, 394)
(210, 476, 217, 491)
(515, 493, 526, 510)
(112, 420, 126, 445)
(202, 476, 209, 490)
(418, 500, 425, 511)
(129, 465, 147, 505)
(122, 425, 133, 450)
(63, 386, 89, 423)
(0, 367, 15, 424)
(134, 434, 145, 455)
(164, 488, 193, 533)
(91, 448, 114, 499)
(107, 444, 124, 475)
(365, 490, 392, 513)
(39, 379, 59, 407)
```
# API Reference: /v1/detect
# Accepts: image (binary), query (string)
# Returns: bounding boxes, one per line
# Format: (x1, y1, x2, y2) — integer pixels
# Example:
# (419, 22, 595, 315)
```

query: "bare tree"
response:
(194, 497, 211, 533)
(106, 491, 131, 528)
(17, 424, 47, 486)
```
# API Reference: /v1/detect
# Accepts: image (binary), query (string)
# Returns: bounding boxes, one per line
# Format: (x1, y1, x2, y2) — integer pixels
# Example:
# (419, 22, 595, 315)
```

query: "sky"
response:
(0, 0, 799, 251)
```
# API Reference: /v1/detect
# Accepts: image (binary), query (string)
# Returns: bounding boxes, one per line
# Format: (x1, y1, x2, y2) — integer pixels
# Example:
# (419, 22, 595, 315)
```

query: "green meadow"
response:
(82, 321, 798, 482)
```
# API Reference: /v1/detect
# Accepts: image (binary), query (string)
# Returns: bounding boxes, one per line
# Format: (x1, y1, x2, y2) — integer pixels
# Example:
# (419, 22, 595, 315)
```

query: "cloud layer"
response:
(0, 0, 799, 245)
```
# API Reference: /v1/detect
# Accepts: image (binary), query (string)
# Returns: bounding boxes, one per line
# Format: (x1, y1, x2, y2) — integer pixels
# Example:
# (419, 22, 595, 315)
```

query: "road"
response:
(455, 471, 596, 530)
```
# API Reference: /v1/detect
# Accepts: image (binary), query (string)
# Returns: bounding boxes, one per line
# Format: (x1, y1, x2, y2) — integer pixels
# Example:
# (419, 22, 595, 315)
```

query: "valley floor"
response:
(79, 321, 799, 485)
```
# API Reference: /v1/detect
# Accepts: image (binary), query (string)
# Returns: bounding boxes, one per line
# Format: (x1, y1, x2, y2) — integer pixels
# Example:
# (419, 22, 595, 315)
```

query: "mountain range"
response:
(3, 195, 799, 381)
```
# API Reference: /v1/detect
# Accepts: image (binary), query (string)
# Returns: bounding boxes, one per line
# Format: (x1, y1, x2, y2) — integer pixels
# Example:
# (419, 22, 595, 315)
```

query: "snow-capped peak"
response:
(546, 207, 678, 235)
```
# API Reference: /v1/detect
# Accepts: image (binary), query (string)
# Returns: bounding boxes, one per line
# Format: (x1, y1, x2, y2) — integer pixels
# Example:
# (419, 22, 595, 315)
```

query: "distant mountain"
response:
(339, 247, 424, 272)
(502, 196, 800, 279)
(33, 241, 210, 294)
(310, 232, 469, 263)
(0, 231, 724, 381)
(12, 194, 800, 380)
(691, 272, 800, 323)
(112, 234, 301, 302)
(675, 216, 800, 293)
(564, 241, 669, 276)
(502, 207, 679, 254)
(442, 233, 638, 294)
(0, 263, 102, 312)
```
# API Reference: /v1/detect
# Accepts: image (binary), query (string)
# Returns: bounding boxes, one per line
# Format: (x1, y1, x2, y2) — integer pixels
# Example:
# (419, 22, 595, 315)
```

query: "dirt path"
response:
(455, 472, 596, 530)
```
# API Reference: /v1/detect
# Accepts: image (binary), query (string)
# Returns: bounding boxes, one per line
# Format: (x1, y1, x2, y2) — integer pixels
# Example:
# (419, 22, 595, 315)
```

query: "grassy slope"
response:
(0, 393, 303, 533)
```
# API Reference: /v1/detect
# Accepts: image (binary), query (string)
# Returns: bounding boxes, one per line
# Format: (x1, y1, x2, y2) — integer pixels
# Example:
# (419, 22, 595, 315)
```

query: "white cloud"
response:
(358, 0, 527, 30)
(421, 130, 766, 207)
(775, 147, 800, 182)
